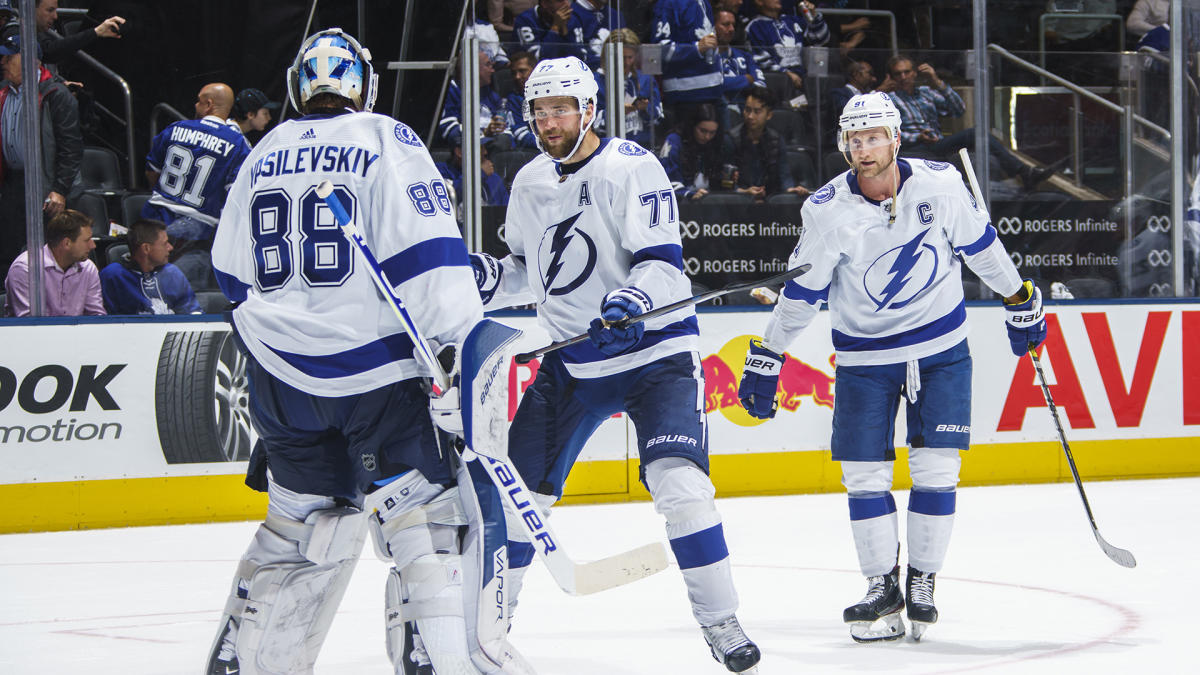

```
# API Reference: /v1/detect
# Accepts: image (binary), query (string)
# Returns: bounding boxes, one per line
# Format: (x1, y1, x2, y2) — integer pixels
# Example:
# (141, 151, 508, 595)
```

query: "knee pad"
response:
(841, 460, 894, 495)
(365, 471, 465, 566)
(908, 447, 962, 490)
(214, 506, 367, 675)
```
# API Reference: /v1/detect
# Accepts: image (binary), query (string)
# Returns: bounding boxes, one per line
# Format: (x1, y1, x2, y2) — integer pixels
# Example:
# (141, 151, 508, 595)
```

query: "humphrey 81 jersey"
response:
(211, 112, 481, 396)
(144, 116, 251, 226)
(763, 158, 1022, 366)
(487, 137, 697, 378)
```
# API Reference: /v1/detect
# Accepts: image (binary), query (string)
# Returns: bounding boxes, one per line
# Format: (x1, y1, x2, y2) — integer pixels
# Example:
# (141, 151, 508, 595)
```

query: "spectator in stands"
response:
(716, 8, 766, 118)
(488, 0, 537, 34)
(143, 82, 250, 291)
(659, 103, 725, 200)
(35, 0, 125, 65)
(878, 54, 1055, 190)
(99, 218, 201, 315)
(0, 31, 81, 272)
(611, 29, 663, 149)
(439, 50, 512, 151)
(0, 1, 14, 26)
(468, 14, 511, 68)
(1127, 0, 1167, 38)
(435, 143, 510, 208)
(505, 50, 539, 149)
(575, 0, 627, 67)
(654, 0, 724, 133)
(746, 0, 828, 94)
(515, 0, 597, 67)
(227, 88, 279, 146)
(724, 86, 809, 200)
(4, 208, 102, 317)
(830, 59, 876, 129)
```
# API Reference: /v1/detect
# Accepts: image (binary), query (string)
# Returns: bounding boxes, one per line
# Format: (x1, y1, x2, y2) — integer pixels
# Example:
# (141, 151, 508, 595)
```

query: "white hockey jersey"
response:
(487, 137, 697, 378)
(763, 158, 1023, 366)
(211, 112, 482, 396)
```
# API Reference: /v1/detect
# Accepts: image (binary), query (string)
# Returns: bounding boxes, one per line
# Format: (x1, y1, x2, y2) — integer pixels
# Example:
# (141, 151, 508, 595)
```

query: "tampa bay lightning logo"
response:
(810, 184, 835, 205)
(618, 141, 646, 156)
(394, 123, 422, 147)
(538, 212, 597, 299)
(923, 160, 950, 171)
(863, 228, 939, 311)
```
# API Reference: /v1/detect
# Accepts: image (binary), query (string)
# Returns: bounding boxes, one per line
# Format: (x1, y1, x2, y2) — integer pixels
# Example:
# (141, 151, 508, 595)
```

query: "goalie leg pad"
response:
(907, 447, 960, 574)
(645, 457, 738, 627)
(216, 504, 367, 675)
(843, 461, 899, 578)
(502, 490, 556, 621)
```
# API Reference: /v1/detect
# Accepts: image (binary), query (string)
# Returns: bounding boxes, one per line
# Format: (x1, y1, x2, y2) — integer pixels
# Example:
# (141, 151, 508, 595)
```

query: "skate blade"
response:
(848, 612, 906, 643)
(733, 667, 760, 675)
(909, 620, 931, 641)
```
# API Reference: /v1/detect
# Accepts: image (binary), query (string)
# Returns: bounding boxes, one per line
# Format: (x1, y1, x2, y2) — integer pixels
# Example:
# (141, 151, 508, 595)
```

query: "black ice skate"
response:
(843, 565, 906, 642)
(906, 565, 938, 641)
(701, 615, 761, 673)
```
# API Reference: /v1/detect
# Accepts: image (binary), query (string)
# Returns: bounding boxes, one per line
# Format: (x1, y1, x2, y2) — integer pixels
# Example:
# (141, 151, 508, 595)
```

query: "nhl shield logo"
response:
(362, 453, 377, 471)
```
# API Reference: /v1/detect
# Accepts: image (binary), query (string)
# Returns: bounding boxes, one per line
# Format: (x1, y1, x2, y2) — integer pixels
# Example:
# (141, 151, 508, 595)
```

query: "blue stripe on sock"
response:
(909, 489, 956, 516)
(848, 493, 897, 521)
(507, 540, 535, 568)
(668, 523, 730, 570)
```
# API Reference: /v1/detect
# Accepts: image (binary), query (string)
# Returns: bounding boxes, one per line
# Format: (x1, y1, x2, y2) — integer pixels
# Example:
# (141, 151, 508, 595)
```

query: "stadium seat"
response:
(696, 192, 755, 205)
(491, 149, 538, 185)
(70, 192, 109, 232)
(786, 148, 818, 189)
(765, 192, 804, 205)
(429, 148, 452, 167)
(766, 107, 801, 145)
(822, 150, 850, 183)
(121, 192, 152, 228)
(103, 242, 129, 267)
(195, 290, 232, 314)
(492, 66, 515, 98)
(76, 146, 124, 195)
(763, 72, 795, 107)
(1061, 277, 1116, 298)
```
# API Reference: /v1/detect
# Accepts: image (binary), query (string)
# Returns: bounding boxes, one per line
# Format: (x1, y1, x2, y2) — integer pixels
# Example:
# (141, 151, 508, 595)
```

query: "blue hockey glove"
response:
(469, 252, 502, 305)
(587, 288, 651, 356)
(1004, 278, 1047, 356)
(738, 339, 785, 419)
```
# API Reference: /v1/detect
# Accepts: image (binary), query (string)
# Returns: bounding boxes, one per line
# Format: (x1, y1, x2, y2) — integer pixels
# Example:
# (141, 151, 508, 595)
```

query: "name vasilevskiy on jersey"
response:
(248, 145, 382, 188)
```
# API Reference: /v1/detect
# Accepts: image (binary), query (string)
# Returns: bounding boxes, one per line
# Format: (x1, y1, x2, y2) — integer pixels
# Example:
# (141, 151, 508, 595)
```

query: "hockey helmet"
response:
(522, 56, 599, 161)
(287, 28, 378, 113)
(837, 92, 902, 153)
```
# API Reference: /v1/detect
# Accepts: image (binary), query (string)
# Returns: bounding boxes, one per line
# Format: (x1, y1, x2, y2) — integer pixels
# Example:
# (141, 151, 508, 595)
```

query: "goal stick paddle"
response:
(515, 263, 812, 364)
(954, 152, 1136, 568)
(316, 181, 670, 593)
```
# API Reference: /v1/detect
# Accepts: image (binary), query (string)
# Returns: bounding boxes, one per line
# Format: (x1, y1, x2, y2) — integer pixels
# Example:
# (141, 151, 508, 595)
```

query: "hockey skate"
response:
(206, 617, 240, 674)
(906, 566, 938, 641)
(701, 615, 761, 673)
(843, 565, 906, 643)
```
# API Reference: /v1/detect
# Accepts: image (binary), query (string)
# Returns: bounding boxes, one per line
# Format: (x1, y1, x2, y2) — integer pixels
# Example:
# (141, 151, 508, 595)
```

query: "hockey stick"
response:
(954, 152, 1136, 568)
(317, 181, 670, 594)
(1028, 347, 1137, 568)
(515, 263, 812, 364)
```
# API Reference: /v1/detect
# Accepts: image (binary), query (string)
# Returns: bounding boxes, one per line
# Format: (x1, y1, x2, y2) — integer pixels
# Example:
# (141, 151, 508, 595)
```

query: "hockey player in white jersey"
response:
(205, 29, 528, 675)
(737, 92, 1047, 643)
(469, 57, 761, 673)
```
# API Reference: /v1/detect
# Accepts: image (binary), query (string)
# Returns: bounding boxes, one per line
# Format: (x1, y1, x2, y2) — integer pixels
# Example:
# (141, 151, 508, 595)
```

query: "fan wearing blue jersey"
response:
(206, 29, 530, 675)
(737, 92, 1047, 643)
(470, 56, 761, 674)
(143, 82, 251, 291)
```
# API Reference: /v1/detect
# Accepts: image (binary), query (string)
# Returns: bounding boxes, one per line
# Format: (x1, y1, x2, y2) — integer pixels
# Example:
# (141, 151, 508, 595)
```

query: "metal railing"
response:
(148, 102, 187, 146)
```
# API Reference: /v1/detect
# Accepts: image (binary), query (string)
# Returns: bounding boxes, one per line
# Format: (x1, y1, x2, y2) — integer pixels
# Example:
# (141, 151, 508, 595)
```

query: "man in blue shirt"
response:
(100, 218, 201, 315)
(143, 82, 251, 290)
(515, 0, 597, 67)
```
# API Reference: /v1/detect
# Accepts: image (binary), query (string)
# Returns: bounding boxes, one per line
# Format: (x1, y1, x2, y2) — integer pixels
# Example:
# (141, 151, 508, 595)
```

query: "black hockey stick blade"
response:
(514, 264, 812, 364)
(1029, 347, 1136, 568)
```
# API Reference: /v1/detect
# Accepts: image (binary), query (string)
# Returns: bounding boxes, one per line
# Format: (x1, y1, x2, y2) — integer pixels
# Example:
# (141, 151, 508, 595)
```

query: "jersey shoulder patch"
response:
(923, 159, 951, 170)
(393, 122, 423, 147)
(809, 182, 836, 205)
(617, 141, 647, 156)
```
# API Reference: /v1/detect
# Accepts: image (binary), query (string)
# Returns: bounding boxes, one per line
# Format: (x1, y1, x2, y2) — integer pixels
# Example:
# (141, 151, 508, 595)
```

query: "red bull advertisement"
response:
(701, 338, 835, 427)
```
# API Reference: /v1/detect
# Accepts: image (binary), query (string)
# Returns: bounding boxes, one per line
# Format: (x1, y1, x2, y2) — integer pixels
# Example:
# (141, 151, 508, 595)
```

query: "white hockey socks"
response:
(842, 461, 899, 577)
(646, 458, 739, 627)
(907, 448, 961, 573)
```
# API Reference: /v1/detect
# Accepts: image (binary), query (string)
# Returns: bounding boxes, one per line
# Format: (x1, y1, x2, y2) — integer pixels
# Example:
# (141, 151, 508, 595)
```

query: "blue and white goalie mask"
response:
(287, 28, 378, 113)
(522, 56, 599, 162)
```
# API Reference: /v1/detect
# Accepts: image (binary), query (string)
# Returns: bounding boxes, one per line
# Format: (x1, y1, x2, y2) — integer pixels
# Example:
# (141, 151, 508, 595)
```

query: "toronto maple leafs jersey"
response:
(144, 115, 251, 226)
(211, 112, 481, 396)
(763, 158, 1023, 366)
(487, 137, 697, 379)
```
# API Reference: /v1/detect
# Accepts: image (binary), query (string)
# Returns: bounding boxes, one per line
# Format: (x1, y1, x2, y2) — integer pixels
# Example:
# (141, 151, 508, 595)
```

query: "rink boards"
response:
(2, 302, 1198, 533)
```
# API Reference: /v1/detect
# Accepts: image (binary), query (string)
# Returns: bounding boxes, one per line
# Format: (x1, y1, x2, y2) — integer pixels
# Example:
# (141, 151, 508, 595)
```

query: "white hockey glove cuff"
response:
(429, 343, 464, 436)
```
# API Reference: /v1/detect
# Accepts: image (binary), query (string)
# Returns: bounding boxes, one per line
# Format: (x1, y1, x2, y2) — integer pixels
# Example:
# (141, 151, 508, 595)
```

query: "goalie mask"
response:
(837, 91, 902, 154)
(522, 56, 599, 162)
(288, 28, 378, 113)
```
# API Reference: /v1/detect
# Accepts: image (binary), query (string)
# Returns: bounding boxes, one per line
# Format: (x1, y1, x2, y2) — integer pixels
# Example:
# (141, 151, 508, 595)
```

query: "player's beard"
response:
(854, 149, 895, 180)
(537, 124, 581, 160)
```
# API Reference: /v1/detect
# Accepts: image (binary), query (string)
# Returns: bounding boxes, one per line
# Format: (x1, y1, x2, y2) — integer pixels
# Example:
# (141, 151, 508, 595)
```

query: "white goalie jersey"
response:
(486, 137, 697, 378)
(212, 112, 482, 396)
(763, 158, 1023, 366)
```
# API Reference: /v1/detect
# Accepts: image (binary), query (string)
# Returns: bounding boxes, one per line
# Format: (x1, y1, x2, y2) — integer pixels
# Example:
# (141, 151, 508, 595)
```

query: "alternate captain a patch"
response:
(579, 181, 592, 206)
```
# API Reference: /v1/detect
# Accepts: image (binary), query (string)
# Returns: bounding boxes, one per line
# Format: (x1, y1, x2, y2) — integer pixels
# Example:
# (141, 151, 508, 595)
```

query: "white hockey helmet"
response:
(837, 91, 902, 152)
(287, 28, 378, 114)
(522, 56, 599, 161)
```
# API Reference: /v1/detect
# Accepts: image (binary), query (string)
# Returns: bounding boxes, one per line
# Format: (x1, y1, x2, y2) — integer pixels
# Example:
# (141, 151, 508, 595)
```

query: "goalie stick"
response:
(316, 180, 670, 594)
(515, 263, 812, 364)
(955, 150, 1136, 568)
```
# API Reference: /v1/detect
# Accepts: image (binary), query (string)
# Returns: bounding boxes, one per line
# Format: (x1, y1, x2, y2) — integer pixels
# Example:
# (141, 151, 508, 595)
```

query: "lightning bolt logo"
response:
(868, 228, 937, 311)
(540, 212, 596, 299)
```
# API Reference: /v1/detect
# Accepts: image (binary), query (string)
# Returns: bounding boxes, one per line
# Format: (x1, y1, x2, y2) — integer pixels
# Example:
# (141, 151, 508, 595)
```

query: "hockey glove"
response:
(1003, 278, 1047, 356)
(469, 252, 502, 305)
(738, 339, 785, 419)
(428, 344, 464, 436)
(587, 287, 651, 356)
